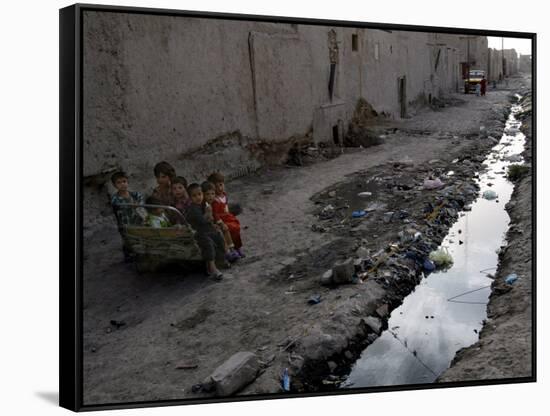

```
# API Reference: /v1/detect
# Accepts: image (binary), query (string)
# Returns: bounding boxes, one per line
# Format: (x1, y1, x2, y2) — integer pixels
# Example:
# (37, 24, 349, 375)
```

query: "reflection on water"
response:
(343, 99, 526, 388)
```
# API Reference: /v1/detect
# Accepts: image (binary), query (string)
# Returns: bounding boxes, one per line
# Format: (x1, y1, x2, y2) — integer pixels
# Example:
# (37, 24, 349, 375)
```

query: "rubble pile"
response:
(344, 98, 385, 148)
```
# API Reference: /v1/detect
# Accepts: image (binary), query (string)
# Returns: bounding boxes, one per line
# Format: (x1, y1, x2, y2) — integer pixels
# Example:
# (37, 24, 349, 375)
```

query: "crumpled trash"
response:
(423, 177, 444, 190)
(365, 202, 387, 212)
(357, 192, 372, 198)
(395, 210, 410, 219)
(429, 249, 454, 268)
(383, 212, 394, 223)
(505, 273, 519, 285)
(398, 156, 414, 166)
(423, 258, 436, 272)
(319, 204, 335, 219)
(423, 202, 434, 214)
(352, 210, 367, 218)
(482, 190, 498, 200)
(307, 294, 322, 305)
(398, 228, 420, 244)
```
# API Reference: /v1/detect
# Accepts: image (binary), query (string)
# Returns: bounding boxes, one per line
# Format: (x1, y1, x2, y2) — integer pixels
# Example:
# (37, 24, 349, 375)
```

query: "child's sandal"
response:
(209, 271, 223, 281)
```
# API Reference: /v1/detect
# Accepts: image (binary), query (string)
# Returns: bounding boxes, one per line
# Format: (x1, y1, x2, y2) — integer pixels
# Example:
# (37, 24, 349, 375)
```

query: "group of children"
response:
(110, 161, 244, 280)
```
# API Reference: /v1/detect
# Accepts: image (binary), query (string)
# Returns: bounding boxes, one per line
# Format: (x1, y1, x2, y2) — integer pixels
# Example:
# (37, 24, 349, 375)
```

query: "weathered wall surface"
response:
(487, 48, 503, 82)
(519, 54, 532, 73)
(429, 34, 461, 94)
(503, 49, 519, 76)
(456, 36, 488, 74)
(83, 12, 262, 179)
(83, 12, 468, 181)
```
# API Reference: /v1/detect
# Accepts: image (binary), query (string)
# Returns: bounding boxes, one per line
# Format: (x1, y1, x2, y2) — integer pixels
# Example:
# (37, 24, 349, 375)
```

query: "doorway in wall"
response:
(332, 124, 340, 145)
(398, 76, 407, 118)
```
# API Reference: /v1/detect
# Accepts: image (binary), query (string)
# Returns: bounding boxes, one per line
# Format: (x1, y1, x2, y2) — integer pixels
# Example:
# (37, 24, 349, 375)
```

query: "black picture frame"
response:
(60, 3, 536, 412)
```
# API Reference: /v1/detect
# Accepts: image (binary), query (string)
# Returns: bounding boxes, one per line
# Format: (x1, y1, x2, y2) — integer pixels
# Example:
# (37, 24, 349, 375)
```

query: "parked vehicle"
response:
(464, 69, 485, 94)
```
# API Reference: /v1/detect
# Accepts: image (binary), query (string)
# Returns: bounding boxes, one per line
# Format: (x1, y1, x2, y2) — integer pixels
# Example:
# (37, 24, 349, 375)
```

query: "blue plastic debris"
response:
(307, 294, 322, 305)
(423, 258, 436, 272)
(282, 368, 290, 391)
(505, 273, 519, 285)
(352, 210, 367, 218)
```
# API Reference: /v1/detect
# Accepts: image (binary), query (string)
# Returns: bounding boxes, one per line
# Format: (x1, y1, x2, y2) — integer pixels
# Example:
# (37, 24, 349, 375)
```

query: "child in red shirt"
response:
(207, 172, 244, 257)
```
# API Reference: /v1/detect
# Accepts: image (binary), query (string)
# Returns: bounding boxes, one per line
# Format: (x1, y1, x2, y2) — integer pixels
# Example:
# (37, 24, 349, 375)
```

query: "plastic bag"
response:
(429, 248, 454, 268)
(482, 190, 498, 200)
(423, 177, 444, 190)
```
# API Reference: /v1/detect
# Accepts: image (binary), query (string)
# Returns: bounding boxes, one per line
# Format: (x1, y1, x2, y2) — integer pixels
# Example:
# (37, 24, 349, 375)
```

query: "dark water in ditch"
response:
(342, 97, 526, 388)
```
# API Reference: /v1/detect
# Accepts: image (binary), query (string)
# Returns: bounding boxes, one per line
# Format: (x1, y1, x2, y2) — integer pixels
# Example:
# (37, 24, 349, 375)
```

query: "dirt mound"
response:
(344, 98, 383, 148)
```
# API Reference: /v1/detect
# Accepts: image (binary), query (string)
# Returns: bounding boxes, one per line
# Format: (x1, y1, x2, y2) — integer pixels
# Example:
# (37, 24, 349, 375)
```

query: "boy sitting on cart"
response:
(110, 171, 146, 261)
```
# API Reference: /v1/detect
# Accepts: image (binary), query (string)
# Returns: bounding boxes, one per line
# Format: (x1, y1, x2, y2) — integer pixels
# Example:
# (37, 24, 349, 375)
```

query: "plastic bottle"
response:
(282, 368, 290, 392)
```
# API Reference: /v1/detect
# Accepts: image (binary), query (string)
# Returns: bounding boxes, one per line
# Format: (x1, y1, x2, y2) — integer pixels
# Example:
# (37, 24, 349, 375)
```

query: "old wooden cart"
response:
(114, 203, 202, 272)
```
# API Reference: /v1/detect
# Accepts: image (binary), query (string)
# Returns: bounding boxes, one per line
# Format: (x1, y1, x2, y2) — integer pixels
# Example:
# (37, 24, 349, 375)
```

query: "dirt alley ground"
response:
(82, 76, 533, 404)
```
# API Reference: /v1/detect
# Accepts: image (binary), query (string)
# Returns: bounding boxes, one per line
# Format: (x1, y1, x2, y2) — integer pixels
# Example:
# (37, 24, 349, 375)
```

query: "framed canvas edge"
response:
(59, 2, 538, 412)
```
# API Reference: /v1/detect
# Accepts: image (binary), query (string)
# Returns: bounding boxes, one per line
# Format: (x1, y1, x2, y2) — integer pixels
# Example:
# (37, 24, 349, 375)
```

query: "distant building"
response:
(519, 54, 532, 73)
(487, 48, 503, 82)
(456, 36, 488, 78)
(427, 33, 462, 94)
(502, 49, 519, 76)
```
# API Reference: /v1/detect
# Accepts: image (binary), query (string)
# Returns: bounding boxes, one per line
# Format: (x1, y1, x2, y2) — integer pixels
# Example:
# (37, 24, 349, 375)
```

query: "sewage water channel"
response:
(342, 97, 526, 388)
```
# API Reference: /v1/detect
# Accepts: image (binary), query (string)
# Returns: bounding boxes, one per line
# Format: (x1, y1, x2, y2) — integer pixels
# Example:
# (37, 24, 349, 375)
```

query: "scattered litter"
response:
(482, 190, 498, 200)
(319, 204, 335, 220)
(398, 156, 414, 165)
(110, 320, 126, 329)
(422, 177, 444, 190)
(281, 368, 290, 391)
(320, 269, 333, 286)
(328, 190, 336, 197)
(352, 210, 367, 218)
(357, 191, 372, 198)
(356, 246, 369, 259)
(505, 273, 519, 285)
(423, 202, 434, 214)
(175, 362, 198, 370)
(311, 224, 327, 233)
(423, 259, 436, 272)
(307, 294, 322, 305)
(365, 202, 387, 212)
(395, 210, 410, 219)
(383, 211, 395, 223)
(429, 249, 454, 268)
